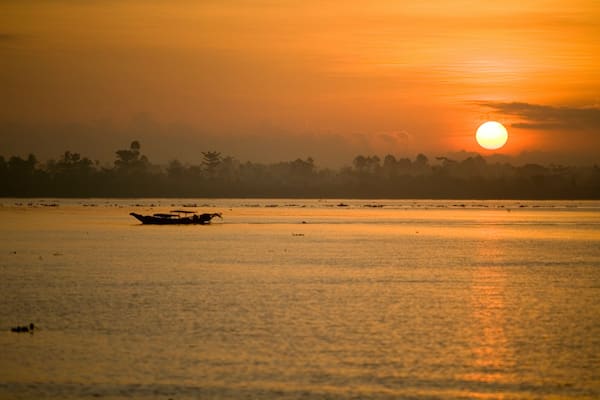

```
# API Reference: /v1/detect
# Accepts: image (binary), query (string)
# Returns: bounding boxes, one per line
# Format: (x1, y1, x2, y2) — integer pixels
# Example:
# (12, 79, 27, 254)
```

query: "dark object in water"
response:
(130, 211, 222, 225)
(11, 323, 34, 333)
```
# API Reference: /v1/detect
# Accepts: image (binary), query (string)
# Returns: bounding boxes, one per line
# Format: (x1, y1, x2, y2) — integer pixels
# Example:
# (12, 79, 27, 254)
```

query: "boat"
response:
(130, 210, 222, 225)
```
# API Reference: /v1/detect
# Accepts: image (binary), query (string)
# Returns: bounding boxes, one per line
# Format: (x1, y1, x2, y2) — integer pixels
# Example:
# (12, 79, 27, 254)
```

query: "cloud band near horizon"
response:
(477, 101, 600, 131)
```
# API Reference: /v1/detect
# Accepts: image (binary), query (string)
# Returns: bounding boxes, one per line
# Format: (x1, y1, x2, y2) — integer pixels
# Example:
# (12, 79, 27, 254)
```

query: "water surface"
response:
(1, 199, 599, 399)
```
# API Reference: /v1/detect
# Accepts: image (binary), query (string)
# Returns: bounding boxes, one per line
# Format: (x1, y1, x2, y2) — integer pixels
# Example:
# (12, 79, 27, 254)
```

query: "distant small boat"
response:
(130, 210, 222, 225)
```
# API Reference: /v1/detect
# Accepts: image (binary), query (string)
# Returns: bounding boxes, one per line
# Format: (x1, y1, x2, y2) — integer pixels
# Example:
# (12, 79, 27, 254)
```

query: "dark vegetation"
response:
(1, 141, 599, 199)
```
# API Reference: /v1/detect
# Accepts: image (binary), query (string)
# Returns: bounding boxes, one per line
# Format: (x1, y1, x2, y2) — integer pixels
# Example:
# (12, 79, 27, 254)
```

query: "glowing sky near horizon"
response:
(1, 0, 599, 165)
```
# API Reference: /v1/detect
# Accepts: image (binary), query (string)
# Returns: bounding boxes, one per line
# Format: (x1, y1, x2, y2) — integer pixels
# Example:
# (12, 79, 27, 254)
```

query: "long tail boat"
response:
(130, 210, 222, 225)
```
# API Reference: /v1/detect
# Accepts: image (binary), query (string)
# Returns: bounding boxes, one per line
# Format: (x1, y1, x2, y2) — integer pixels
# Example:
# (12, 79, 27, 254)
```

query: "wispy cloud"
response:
(0, 33, 24, 42)
(477, 101, 600, 131)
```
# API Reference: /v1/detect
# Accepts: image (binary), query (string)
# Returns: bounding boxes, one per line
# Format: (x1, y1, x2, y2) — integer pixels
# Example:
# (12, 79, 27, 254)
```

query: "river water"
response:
(1, 199, 599, 399)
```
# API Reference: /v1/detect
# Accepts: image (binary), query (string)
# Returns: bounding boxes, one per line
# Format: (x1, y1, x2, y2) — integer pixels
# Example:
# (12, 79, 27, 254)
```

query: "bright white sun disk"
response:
(476, 121, 508, 150)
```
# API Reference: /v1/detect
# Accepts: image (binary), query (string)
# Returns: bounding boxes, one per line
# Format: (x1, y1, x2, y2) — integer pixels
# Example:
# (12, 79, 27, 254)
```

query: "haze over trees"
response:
(1, 141, 599, 199)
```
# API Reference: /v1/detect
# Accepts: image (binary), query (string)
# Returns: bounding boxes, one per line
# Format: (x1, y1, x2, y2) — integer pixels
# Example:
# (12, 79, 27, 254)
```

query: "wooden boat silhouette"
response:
(130, 210, 222, 225)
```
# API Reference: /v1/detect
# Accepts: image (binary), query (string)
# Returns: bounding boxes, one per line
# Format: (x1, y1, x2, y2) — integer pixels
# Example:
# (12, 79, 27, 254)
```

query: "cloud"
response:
(477, 101, 600, 131)
(345, 130, 412, 153)
(0, 33, 24, 42)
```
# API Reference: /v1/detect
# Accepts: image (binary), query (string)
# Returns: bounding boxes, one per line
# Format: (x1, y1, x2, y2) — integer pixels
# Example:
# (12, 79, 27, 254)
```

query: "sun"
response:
(476, 121, 508, 150)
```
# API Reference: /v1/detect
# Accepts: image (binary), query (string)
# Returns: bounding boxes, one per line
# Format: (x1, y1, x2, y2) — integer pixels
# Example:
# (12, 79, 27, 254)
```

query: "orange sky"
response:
(1, 0, 599, 165)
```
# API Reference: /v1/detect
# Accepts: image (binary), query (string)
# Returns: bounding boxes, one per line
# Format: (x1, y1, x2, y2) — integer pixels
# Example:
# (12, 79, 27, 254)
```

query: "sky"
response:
(1, 0, 599, 166)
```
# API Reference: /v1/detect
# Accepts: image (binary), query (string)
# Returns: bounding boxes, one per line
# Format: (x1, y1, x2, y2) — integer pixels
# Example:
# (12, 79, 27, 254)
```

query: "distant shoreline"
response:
(2, 142, 599, 199)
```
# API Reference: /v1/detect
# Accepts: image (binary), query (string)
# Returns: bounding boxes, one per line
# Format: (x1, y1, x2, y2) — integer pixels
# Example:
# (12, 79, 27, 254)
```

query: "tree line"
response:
(1, 141, 599, 199)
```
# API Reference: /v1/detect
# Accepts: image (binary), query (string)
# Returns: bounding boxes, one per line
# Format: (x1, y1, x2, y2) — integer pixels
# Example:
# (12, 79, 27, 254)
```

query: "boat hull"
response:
(130, 212, 217, 225)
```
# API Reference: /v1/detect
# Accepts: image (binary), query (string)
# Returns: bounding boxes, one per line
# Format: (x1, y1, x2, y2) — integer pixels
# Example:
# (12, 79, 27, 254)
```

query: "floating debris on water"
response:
(11, 323, 35, 333)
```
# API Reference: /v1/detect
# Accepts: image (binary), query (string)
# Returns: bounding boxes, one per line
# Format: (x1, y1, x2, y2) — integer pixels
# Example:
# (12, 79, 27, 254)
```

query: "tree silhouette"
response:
(353, 155, 380, 174)
(1, 145, 599, 198)
(202, 151, 221, 177)
(114, 141, 149, 173)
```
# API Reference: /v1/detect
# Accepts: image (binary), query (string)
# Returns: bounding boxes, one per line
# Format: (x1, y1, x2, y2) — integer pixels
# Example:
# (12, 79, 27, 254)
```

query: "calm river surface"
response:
(1, 199, 599, 399)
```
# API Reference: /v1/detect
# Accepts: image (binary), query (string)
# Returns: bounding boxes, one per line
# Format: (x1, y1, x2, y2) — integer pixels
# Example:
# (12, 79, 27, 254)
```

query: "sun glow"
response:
(476, 121, 508, 150)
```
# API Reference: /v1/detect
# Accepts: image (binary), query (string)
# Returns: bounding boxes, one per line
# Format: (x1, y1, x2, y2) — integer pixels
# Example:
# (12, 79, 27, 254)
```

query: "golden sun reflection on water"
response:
(461, 230, 516, 398)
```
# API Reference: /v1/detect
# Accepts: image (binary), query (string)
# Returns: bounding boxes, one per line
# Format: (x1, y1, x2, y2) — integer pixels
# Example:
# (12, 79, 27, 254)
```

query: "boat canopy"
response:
(153, 213, 178, 218)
